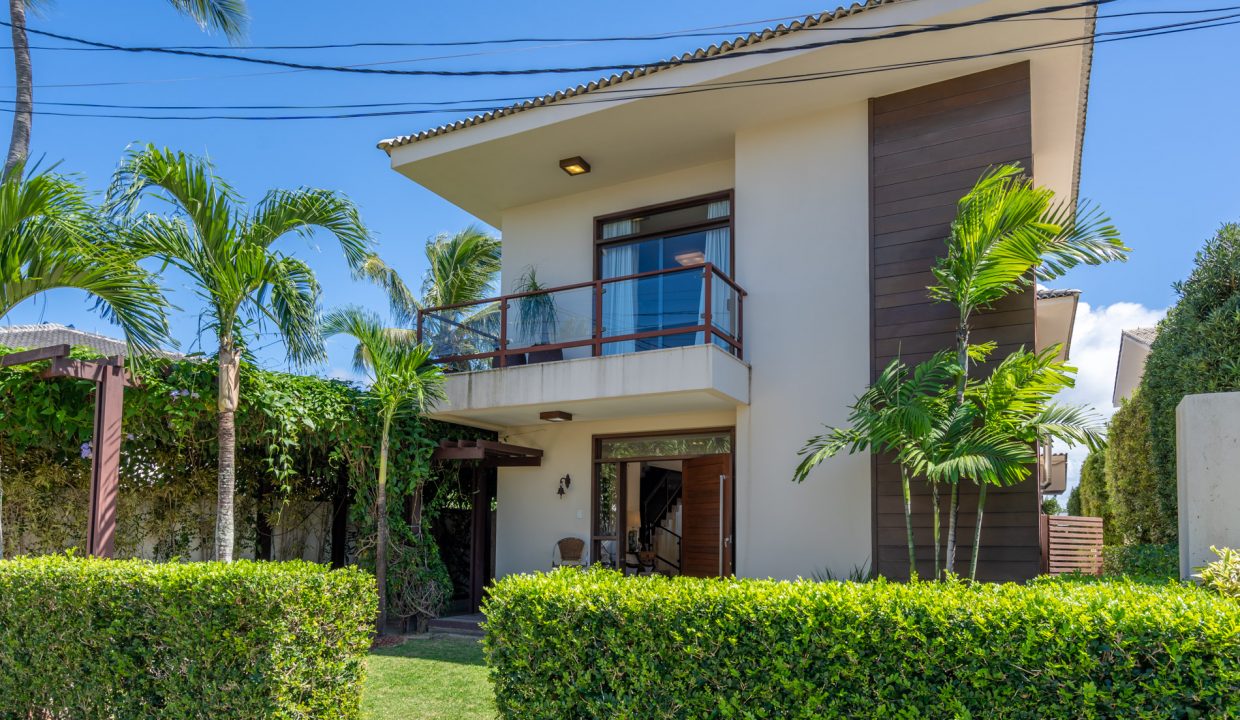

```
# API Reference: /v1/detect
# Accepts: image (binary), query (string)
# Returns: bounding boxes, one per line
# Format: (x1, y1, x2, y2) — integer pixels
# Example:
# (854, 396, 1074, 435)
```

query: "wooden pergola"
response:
(432, 439, 543, 467)
(1, 344, 130, 558)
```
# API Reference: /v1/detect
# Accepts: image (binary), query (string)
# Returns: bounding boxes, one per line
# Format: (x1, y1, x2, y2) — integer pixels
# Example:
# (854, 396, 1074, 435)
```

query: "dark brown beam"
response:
(475, 439, 544, 457)
(43, 357, 135, 387)
(0, 344, 70, 367)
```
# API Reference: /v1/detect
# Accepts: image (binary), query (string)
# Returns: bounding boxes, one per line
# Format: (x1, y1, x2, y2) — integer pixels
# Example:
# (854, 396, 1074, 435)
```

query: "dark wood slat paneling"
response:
(870, 62, 1039, 583)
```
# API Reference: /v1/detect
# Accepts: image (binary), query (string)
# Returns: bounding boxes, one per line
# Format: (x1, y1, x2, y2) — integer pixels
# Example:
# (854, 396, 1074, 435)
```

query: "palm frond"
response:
(421, 225, 501, 308)
(163, 0, 249, 41)
(248, 187, 371, 269)
(355, 253, 419, 325)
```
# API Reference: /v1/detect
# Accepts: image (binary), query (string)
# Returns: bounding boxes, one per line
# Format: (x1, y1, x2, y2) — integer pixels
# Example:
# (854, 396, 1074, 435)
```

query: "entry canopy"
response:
(432, 439, 543, 467)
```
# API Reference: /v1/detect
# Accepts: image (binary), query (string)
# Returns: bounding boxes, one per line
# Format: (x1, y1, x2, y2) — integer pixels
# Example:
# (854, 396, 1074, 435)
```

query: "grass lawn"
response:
(364, 635, 496, 720)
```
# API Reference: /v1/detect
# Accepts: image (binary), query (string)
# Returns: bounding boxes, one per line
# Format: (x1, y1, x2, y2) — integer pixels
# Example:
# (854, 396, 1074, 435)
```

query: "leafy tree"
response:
(1076, 448, 1119, 543)
(4, 0, 247, 177)
(1105, 389, 1168, 542)
(1041, 497, 1063, 516)
(1066, 485, 1082, 516)
(323, 307, 445, 634)
(1140, 223, 1240, 541)
(928, 163, 1127, 571)
(108, 145, 370, 561)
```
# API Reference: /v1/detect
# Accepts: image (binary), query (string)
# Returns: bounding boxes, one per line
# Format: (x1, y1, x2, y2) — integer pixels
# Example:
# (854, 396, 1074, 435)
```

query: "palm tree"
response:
(929, 163, 1127, 572)
(323, 306, 445, 634)
(108, 144, 369, 562)
(1, 166, 169, 349)
(4, 0, 248, 178)
(956, 346, 1106, 580)
(795, 354, 956, 580)
(0, 165, 170, 557)
(357, 225, 500, 366)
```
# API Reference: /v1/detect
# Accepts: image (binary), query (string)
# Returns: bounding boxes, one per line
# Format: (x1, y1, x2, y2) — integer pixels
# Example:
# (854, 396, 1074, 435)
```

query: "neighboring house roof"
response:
(377, 0, 899, 152)
(0, 323, 183, 360)
(1035, 288, 1081, 362)
(1122, 326, 1157, 347)
(1112, 326, 1157, 407)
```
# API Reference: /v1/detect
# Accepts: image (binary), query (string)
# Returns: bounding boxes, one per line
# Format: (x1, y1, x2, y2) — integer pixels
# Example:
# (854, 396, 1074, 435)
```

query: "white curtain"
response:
(699, 223, 733, 346)
(601, 243, 639, 355)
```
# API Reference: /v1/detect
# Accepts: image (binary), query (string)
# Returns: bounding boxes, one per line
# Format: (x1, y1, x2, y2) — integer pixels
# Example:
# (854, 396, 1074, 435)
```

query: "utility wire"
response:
(0, 10, 1233, 122)
(0, 0, 1110, 77)
(3, 3, 1233, 52)
(8, 2, 1224, 91)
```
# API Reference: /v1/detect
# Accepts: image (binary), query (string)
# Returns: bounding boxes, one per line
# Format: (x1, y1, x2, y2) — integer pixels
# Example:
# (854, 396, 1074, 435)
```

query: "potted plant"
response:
(514, 267, 562, 364)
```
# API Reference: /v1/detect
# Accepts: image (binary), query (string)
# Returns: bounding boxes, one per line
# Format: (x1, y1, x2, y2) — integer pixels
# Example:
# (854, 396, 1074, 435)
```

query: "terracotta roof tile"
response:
(377, 0, 900, 152)
(0, 323, 182, 359)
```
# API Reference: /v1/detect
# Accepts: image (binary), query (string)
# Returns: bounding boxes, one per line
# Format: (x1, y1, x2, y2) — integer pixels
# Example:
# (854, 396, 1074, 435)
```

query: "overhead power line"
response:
(4, 3, 1233, 52)
(0, 0, 1110, 77)
(0, 9, 1234, 122)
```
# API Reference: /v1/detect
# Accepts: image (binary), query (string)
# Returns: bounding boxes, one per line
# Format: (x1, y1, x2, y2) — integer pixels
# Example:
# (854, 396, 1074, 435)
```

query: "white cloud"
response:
(1052, 300, 1166, 494)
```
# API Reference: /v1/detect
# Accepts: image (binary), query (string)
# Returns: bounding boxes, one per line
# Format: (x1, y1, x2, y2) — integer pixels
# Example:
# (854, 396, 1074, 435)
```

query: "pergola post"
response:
(1, 345, 131, 558)
(85, 360, 125, 558)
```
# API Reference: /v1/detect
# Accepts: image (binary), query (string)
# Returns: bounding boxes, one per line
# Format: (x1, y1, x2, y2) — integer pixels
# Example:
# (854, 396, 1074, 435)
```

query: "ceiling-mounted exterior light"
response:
(540, 410, 573, 422)
(559, 156, 591, 176)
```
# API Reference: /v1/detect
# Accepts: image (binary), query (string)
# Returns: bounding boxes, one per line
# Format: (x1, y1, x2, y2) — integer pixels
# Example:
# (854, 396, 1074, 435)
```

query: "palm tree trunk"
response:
(375, 408, 393, 635)
(4, 0, 32, 179)
(931, 481, 940, 580)
(969, 482, 987, 581)
(215, 339, 240, 562)
(901, 467, 916, 581)
(945, 324, 970, 576)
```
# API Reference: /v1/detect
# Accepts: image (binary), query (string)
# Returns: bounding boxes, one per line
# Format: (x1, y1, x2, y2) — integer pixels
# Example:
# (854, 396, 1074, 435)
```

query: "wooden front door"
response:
(680, 454, 733, 577)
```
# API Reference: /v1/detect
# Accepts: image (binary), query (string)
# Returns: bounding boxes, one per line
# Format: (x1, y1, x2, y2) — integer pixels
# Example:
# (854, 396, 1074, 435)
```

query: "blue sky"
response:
(4, 0, 1238, 397)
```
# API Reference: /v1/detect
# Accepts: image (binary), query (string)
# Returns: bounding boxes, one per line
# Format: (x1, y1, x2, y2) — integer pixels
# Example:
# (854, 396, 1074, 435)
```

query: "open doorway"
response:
(592, 429, 733, 577)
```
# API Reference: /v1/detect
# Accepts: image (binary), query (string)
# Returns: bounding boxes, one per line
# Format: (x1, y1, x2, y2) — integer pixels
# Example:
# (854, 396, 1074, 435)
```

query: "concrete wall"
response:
(1177, 392, 1240, 578)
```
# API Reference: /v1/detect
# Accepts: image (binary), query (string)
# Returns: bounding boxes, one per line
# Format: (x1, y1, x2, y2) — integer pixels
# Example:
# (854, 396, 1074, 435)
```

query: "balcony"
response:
(415, 264, 749, 428)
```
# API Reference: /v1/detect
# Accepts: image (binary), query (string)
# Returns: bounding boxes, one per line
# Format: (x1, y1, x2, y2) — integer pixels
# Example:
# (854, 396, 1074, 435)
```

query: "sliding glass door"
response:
(596, 194, 733, 356)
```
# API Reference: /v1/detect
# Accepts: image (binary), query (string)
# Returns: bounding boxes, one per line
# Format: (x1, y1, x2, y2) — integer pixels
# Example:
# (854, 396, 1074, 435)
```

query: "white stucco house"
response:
(379, 0, 1096, 586)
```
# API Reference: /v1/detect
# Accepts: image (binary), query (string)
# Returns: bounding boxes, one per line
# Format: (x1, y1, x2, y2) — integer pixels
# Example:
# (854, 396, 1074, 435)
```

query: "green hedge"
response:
(484, 568, 1240, 719)
(1102, 544, 1180, 580)
(0, 555, 376, 718)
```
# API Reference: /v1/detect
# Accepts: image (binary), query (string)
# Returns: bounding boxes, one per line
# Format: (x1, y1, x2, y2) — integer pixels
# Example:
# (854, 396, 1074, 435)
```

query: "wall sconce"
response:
(557, 474, 571, 498)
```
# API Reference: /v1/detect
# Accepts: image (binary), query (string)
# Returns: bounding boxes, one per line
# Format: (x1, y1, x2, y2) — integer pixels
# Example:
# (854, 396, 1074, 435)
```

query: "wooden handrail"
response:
(418, 262, 746, 366)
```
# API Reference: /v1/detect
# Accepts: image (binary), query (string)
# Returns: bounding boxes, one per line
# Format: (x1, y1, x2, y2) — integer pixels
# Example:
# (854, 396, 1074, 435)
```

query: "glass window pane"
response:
(595, 463, 618, 537)
(599, 432, 732, 460)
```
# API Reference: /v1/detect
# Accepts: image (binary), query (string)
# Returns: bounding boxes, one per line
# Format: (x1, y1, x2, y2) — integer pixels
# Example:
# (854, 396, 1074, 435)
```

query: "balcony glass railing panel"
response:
(417, 264, 745, 369)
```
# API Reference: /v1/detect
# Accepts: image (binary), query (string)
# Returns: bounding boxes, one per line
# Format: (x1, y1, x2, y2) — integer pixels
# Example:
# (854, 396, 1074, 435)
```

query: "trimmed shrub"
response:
(1106, 390, 1168, 543)
(484, 568, 1240, 719)
(1077, 449, 1119, 543)
(1141, 223, 1240, 543)
(0, 555, 376, 718)
(1102, 543, 1180, 580)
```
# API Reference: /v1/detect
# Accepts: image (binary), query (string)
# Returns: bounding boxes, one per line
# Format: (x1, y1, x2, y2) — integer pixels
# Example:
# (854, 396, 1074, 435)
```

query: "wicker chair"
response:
(552, 537, 587, 568)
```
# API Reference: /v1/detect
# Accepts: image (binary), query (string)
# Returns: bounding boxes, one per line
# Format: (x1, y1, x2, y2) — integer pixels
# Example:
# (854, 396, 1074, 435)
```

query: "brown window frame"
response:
(592, 190, 736, 281)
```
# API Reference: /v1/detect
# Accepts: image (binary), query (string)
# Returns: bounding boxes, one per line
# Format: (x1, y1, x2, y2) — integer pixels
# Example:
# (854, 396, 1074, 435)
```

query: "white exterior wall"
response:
(490, 102, 871, 581)
(493, 409, 737, 579)
(1176, 392, 1240, 579)
(732, 103, 872, 579)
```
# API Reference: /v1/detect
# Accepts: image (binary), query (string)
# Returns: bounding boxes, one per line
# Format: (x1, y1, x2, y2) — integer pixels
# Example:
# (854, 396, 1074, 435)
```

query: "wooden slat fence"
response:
(1043, 516, 1104, 575)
